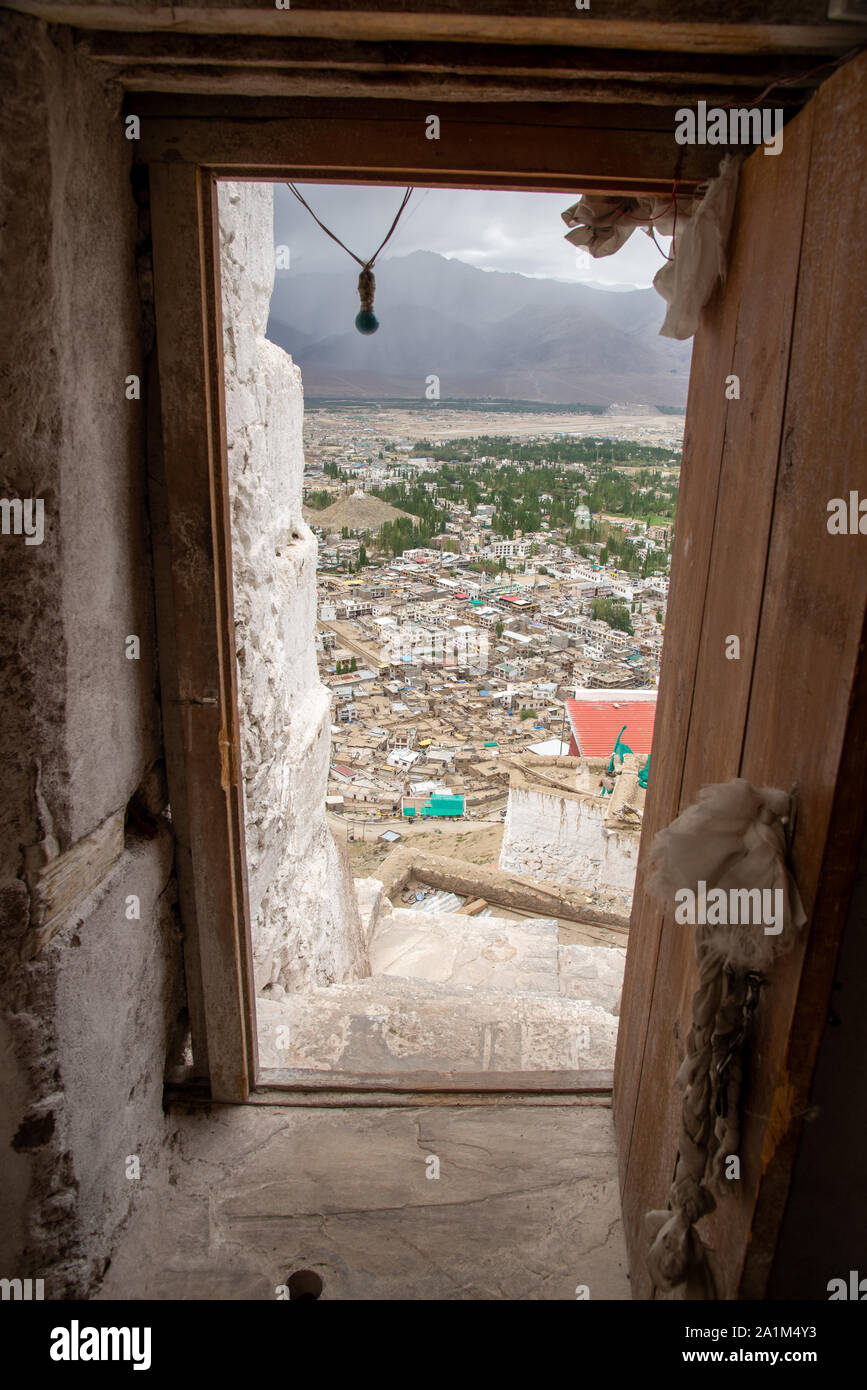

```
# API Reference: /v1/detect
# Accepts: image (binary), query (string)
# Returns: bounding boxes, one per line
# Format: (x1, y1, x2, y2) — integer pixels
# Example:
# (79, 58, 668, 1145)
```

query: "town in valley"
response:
(306, 400, 682, 881)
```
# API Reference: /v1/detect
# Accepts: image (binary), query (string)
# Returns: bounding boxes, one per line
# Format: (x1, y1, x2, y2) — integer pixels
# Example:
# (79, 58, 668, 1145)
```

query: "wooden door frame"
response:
(143, 95, 724, 1105)
(149, 162, 258, 1104)
(142, 95, 774, 1113)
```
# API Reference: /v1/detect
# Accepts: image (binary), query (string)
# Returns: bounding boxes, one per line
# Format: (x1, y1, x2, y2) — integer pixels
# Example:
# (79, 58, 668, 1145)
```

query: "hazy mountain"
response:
(267, 250, 691, 406)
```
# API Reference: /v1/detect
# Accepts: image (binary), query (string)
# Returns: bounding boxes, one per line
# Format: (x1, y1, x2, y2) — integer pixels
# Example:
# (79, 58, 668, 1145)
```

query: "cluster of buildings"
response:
(315, 551, 667, 823)
(302, 411, 674, 837)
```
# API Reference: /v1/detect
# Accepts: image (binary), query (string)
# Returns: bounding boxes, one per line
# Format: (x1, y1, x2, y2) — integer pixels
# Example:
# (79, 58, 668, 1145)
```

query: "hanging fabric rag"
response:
(642, 777, 806, 1298)
(607, 725, 633, 774)
(285, 184, 414, 334)
(560, 156, 741, 340)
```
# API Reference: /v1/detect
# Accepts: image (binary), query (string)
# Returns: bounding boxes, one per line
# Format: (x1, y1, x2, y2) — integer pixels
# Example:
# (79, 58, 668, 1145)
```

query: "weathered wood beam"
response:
(85, 32, 833, 92)
(6, 3, 866, 56)
(126, 91, 802, 128)
(133, 96, 726, 195)
(10, 0, 844, 17)
(165, 1065, 616, 1106)
(22, 809, 125, 958)
(110, 65, 812, 106)
(259, 1066, 615, 1093)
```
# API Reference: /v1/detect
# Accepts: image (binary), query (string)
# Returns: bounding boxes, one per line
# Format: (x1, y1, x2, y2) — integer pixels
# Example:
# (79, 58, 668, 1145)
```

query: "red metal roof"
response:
(565, 696, 656, 758)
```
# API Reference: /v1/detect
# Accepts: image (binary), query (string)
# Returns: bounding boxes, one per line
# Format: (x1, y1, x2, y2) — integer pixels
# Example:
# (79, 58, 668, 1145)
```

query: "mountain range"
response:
(266, 250, 691, 407)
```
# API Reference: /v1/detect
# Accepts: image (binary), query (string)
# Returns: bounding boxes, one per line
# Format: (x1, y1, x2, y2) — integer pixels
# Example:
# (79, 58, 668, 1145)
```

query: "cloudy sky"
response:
(273, 183, 670, 289)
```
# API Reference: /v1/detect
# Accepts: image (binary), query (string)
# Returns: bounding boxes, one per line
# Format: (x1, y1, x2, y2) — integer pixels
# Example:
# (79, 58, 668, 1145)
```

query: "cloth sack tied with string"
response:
(561, 156, 741, 340)
(641, 777, 806, 1297)
(648, 777, 806, 974)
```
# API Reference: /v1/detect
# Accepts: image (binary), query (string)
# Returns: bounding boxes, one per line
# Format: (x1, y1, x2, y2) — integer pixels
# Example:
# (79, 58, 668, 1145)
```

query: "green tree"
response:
(519, 708, 537, 721)
(350, 656, 357, 672)
(304, 489, 331, 510)
(495, 621, 504, 638)
(590, 597, 634, 635)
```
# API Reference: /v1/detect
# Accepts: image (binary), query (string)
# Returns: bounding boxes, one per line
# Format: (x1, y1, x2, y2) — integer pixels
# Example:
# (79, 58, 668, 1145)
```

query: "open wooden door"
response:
(615, 51, 867, 1300)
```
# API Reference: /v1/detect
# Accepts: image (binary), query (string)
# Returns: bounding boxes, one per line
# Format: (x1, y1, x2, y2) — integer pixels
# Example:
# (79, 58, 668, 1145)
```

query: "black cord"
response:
(286, 184, 414, 270)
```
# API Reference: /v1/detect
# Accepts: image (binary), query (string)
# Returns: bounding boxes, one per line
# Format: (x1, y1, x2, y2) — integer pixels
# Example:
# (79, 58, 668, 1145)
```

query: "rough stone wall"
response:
(0, 16, 185, 1295)
(499, 786, 639, 911)
(218, 183, 367, 998)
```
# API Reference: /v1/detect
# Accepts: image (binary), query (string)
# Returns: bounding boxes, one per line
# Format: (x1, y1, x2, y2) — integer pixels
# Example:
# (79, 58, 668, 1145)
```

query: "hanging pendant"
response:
(355, 265, 379, 334)
(287, 183, 412, 335)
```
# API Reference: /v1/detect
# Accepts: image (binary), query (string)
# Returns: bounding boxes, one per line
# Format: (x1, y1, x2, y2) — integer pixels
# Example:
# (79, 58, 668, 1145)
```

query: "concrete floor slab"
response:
(98, 1103, 630, 1301)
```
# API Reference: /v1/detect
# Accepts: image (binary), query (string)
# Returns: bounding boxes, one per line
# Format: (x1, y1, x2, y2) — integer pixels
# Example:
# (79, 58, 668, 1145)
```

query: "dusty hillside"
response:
(339, 820, 505, 877)
(303, 493, 413, 531)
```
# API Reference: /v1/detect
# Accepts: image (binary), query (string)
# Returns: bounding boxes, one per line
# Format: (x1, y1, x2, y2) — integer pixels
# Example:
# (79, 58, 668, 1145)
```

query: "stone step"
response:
(354, 876, 387, 947)
(558, 944, 626, 1016)
(369, 907, 560, 996)
(257, 974, 617, 1073)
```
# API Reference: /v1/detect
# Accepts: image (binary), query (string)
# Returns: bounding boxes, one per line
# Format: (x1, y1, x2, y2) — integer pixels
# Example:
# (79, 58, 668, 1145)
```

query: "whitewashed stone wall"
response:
(0, 17, 187, 1293)
(219, 182, 367, 998)
(499, 786, 639, 912)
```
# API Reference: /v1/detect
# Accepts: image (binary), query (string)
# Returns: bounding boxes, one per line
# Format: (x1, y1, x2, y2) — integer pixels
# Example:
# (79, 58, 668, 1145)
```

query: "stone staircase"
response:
(257, 896, 625, 1073)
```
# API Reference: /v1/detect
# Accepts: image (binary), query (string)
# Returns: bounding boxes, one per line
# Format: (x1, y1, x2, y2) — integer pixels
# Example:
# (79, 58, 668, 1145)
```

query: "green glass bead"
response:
(355, 310, 379, 335)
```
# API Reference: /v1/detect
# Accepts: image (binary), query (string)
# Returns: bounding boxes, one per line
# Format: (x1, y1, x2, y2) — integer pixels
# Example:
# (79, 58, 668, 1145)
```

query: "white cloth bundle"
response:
(652, 156, 741, 339)
(643, 777, 806, 1295)
(561, 156, 741, 340)
(648, 777, 806, 973)
(561, 191, 685, 258)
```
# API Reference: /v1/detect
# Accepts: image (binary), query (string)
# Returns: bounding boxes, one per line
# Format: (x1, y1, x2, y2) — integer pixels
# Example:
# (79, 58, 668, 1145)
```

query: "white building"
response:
(487, 539, 532, 559)
(499, 755, 646, 914)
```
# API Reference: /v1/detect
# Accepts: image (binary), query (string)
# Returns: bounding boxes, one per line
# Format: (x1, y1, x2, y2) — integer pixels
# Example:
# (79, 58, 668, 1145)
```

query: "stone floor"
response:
(257, 902, 626, 1072)
(98, 1102, 631, 1300)
(97, 890, 631, 1300)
